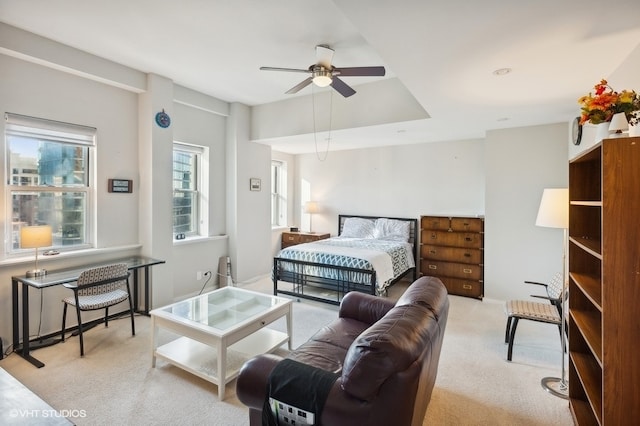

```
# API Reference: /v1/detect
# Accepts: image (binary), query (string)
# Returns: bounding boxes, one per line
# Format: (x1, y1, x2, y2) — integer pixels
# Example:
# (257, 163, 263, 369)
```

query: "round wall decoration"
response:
(572, 117, 582, 145)
(155, 109, 171, 128)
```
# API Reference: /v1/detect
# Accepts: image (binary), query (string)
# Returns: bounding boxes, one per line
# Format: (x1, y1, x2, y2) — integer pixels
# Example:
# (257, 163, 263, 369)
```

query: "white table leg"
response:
(286, 305, 292, 350)
(218, 338, 227, 400)
(151, 316, 157, 368)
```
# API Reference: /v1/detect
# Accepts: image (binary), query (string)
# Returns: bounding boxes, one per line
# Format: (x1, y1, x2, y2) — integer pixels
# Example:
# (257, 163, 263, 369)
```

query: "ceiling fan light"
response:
(313, 74, 332, 87)
(312, 67, 332, 87)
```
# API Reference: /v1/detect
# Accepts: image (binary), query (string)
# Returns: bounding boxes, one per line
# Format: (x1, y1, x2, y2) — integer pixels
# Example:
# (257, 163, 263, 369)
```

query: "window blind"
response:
(5, 112, 96, 146)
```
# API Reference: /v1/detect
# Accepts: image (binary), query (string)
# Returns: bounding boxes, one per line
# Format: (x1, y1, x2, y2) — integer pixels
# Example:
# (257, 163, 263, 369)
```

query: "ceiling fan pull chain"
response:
(312, 86, 331, 161)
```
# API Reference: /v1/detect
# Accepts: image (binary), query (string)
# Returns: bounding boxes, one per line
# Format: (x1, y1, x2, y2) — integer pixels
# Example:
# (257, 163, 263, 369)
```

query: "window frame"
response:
(4, 113, 96, 256)
(271, 160, 287, 227)
(172, 141, 209, 240)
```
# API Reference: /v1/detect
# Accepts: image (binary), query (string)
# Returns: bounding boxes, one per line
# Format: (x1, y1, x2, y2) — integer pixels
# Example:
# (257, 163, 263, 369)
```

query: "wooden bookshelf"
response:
(568, 137, 640, 424)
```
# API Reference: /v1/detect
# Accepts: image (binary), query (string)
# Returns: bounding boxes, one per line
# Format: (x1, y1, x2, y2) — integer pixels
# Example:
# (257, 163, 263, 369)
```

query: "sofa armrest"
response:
(237, 353, 283, 409)
(338, 291, 395, 325)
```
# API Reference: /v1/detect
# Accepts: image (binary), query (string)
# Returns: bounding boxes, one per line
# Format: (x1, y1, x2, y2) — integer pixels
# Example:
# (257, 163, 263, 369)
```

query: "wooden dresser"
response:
(281, 231, 330, 249)
(419, 215, 484, 299)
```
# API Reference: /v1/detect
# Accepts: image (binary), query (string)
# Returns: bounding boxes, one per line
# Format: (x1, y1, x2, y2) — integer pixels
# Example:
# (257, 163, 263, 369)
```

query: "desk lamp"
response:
(20, 225, 52, 277)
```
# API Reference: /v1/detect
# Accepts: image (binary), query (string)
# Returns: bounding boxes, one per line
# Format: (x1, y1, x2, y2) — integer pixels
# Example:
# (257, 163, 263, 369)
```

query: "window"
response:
(173, 142, 208, 239)
(5, 113, 96, 253)
(271, 160, 287, 227)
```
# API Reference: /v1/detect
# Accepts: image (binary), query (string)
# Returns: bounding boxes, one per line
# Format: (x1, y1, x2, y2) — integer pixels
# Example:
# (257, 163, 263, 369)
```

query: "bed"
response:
(273, 215, 418, 305)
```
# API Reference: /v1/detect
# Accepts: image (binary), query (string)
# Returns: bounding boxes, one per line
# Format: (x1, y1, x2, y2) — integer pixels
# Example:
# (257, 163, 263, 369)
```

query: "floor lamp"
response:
(535, 188, 569, 399)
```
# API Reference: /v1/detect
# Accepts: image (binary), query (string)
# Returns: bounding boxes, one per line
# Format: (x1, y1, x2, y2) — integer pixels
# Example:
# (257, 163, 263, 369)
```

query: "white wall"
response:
(0, 33, 241, 344)
(0, 53, 142, 340)
(485, 123, 568, 301)
(227, 103, 272, 284)
(295, 139, 486, 236)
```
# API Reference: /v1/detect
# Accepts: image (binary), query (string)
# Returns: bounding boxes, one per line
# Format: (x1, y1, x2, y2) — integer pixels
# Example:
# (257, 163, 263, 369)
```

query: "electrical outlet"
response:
(196, 271, 202, 280)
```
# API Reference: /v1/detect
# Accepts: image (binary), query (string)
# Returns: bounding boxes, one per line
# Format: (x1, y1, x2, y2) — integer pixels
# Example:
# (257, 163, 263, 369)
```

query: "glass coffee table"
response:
(150, 286, 292, 400)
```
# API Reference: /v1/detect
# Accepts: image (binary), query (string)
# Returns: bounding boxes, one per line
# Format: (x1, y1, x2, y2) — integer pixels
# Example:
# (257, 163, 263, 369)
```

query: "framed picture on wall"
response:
(250, 178, 261, 191)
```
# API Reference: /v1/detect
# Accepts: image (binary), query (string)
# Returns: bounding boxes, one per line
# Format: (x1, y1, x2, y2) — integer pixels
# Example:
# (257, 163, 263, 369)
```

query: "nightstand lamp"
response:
(20, 225, 52, 277)
(303, 201, 319, 233)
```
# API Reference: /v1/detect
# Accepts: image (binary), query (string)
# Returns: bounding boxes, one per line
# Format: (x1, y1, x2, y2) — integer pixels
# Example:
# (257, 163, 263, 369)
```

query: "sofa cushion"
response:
(340, 302, 438, 401)
(396, 276, 449, 320)
(288, 318, 370, 374)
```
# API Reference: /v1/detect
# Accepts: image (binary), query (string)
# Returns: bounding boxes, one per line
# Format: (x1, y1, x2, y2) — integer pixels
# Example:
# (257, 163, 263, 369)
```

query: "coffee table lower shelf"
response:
(154, 328, 288, 398)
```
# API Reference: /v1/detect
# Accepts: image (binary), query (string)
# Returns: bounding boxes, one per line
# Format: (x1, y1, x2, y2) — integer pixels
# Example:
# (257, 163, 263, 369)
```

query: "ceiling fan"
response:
(260, 45, 385, 98)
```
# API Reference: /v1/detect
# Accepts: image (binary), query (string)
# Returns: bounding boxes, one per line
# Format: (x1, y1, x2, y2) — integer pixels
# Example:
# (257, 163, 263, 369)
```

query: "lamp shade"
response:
(535, 189, 568, 229)
(609, 112, 629, 133)
(303, 201, 319, 214)
(20, 225, 52, 249)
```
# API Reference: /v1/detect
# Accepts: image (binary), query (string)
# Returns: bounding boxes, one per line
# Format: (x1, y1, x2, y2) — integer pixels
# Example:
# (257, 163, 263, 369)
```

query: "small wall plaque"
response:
(250, 178, 261, 191)
(108, 179, 133, 193)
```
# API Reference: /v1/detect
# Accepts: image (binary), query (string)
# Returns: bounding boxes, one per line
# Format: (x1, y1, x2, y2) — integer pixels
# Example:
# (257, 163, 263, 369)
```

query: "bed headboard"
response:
(338, 214, 419, 260)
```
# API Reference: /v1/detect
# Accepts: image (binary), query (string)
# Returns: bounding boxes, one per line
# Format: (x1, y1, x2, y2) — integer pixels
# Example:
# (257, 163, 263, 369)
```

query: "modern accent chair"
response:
(61, 263, 135, 356)
(504, 272, 564, 361)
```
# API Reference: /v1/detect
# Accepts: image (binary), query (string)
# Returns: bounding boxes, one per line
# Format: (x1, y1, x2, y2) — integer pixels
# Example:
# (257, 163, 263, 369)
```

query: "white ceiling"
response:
(1, 0, 640, 154)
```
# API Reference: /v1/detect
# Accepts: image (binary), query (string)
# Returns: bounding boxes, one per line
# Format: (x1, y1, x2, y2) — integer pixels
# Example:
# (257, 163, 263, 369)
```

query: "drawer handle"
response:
(261, 321, 266, 326)
(462, 284, 472, 290)
(464, 253, 471, 257)
(429, 249, 437, 254)
(428, 265, 437, 270)
(465, 237, 473, 242)
(287, 236, 295, 241)
(463, 268, 473, 274)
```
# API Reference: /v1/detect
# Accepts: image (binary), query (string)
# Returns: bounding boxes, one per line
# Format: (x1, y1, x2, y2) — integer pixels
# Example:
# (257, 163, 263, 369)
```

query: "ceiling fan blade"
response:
(260, 66, 310, 74)
(315, 45, 334, 68)
(286, 77, 313, 94)
(335, 66, 386, 77)
(330, 77, 356, 98)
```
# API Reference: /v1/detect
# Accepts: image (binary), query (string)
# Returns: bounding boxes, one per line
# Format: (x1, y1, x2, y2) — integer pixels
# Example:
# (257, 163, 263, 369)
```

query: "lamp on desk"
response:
(535, 188, 569, 399)
(303, 201, 319, 233)
(20, 225, 52, 277)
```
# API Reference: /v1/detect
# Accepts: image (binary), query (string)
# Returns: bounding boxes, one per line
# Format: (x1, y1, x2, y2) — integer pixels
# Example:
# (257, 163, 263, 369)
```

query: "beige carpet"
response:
(0, 279, 572, 425)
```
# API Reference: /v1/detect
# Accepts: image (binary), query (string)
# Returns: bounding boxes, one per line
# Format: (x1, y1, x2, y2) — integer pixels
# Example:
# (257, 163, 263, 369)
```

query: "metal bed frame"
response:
(273, 215, 418, 305)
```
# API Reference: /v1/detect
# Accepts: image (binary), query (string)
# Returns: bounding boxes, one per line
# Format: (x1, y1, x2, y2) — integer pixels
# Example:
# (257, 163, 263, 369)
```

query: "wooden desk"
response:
(11, 256, 165, 368)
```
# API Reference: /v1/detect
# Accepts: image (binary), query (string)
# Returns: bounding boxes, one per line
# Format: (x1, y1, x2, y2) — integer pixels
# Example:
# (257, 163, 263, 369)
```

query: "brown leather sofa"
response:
(236, 276, 449, 426)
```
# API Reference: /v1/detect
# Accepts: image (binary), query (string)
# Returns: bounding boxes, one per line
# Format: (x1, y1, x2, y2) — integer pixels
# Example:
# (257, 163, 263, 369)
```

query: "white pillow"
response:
(341, 217, 376, 238)
(374, 218, 410, 242)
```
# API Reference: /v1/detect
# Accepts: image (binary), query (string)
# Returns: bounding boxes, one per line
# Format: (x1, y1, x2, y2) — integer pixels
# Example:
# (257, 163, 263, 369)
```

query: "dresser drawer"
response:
(438, 277, 483, 299)
(300, 234, 321, 243)
(421, 244, 482, 264)
(420, 216, 451, 231)
(282, 233, 302, 247)
(449, 217, 483, 232)
(421, 230, 482, 248)
(421, 260, 483, 280)
(281, 232, 330, 249)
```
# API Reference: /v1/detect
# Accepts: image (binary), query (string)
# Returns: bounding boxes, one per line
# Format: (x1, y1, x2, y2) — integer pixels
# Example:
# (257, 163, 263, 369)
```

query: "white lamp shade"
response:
(20, 225, 52, 248)
(609, 112, 629, 132)
(303, 201, 319, 214)
(536, 188, 568, 229)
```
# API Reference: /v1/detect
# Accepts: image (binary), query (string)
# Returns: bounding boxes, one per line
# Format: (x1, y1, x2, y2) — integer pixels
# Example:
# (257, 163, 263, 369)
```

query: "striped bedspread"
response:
(276, 237, 415, 293)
